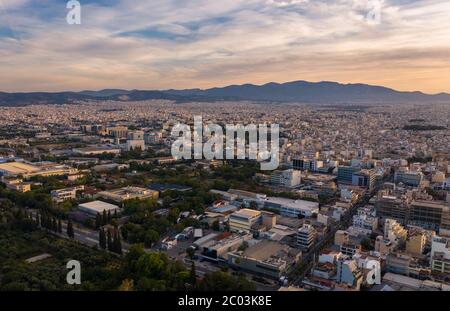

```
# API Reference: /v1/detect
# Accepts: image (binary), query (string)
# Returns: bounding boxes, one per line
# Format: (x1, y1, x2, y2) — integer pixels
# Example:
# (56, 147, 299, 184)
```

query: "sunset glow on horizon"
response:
(1, 0, 450, 93)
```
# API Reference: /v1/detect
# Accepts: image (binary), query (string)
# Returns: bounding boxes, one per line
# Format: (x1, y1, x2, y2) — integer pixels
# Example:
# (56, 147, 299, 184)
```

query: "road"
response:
(28, 209, 132, 253)
(290, 195, 372, 286)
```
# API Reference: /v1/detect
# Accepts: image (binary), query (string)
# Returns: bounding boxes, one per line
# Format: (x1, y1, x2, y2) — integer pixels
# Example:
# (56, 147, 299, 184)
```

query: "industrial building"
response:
(72, 145, 121, 156)
(264, 197, 319, 218)
(0, 161, 78, 178)
(78, 200, 120, 216)
(97, 186, 159, 202)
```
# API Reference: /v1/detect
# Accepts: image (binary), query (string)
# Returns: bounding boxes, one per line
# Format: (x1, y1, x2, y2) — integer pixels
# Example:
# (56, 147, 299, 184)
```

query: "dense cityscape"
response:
(1, 100, 449, 291)
(2, 0, 450, 304)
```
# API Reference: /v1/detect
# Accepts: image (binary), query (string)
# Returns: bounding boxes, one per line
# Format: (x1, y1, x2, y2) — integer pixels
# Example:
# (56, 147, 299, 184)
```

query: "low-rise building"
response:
(97, 186, 158, 202)
(384, 219, 407, 245)
(264, 197, 319, 218)
(78, 200, 120, 216)
(228, 240, 301, 279)
(352, 206, 378, 232)
(270, 169, 301, 188)
(430, 236, 450, 276)
(0, 161, 78, 178)
(200, 233, 252, 262)
(51, 186, 84, 203)
(336, 257, 364, 290)
(229, 209, 262, 232)
(1, 177, 31, 192)
(72, 145, 121, 155)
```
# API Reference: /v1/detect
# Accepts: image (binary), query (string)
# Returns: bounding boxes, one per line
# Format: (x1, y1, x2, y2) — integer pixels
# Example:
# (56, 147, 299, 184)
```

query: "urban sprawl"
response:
(1, 100, 450, 291)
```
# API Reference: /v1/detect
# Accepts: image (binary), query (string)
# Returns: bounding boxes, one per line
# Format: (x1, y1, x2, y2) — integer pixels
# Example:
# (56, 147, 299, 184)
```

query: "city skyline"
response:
(1, 0, 450, 93)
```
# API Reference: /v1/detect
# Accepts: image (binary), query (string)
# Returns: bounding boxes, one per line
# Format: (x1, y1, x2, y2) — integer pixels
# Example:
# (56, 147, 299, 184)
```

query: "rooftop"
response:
(242, 240, 289, 261)
(78, 200, 119, 213)
(232, 208, 261, 218)
(0, 161, 40, 174)
(265, 196, 319, 211)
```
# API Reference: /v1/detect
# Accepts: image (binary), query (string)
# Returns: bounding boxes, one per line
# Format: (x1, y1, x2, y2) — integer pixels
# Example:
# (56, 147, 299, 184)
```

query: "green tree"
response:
(102, 210, 107, 226)
(52, 217, 57, 232)
(114, 230, 123, 255)
(99, 228, 107, 250)
(107, 229, 113, 251)
(196, 271, 256, 291)
(144, 229, 160, 248)
(186, 247, 195, 260)
(67, 219, 74, 238)
(136, 253, 168, 278)
(212, 220, 220, 231)
(360, 237, 374, 251)
(189, 262, 196, 285)
(95, 213, 101, 229)
(35, 213, 40, 227)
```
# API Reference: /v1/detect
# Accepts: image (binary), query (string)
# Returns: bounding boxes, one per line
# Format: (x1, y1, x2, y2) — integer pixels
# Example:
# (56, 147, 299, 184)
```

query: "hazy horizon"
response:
(2, 79, 450, 96)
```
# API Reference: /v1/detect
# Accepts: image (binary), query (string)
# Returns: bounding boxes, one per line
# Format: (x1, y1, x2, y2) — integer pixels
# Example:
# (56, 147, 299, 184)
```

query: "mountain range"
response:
(1, 80, 450, 106)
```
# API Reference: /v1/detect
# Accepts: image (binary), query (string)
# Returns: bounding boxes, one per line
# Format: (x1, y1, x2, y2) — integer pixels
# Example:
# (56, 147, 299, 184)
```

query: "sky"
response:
(0, 0, 449, 93)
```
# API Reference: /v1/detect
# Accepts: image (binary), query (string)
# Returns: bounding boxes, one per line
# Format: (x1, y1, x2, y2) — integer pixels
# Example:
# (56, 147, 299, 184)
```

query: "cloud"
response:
(0, 0, 449, 93)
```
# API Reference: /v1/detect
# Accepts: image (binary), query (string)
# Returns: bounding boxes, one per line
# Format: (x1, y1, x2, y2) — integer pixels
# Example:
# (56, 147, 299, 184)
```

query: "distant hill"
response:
(165, 81, 450, 103)
(1, 81, 450, 106)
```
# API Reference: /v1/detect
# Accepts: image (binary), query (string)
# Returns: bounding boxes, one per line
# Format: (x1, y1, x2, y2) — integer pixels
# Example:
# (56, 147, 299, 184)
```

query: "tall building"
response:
(337, 166, 360, 185)
(410, 200, 450, 234)
(394, 170, 424, 187)
(352, 169, 376, 191)
(406, 233, 426, 256)
(375, 193, 410, 225)
(297, 224, 317, 251)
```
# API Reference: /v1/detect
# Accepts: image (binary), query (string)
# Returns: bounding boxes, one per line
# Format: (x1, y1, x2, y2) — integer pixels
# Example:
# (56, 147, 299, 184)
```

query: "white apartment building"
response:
(126, 130, 146, 151)
(297, 224, 317, 251)
(270, 169, 301, 188)
(352, 207, 378, 231)
(384, 219, 408, 245)
(51, 186, 84, 203)
(430, 236, 450, 275)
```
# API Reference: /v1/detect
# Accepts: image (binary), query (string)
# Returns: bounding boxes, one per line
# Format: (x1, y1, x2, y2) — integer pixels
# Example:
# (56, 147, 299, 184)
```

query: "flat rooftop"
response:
(100, 186, 153, 196)
(79, 200, 119, 212)
(243, 240, 288, 261)
(74, 145, 120, 152)
(148, 183, 192, 192)
(232, 208, 261, 218)
(0, 161, 40, 174)
(266, 197, 319, 210)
